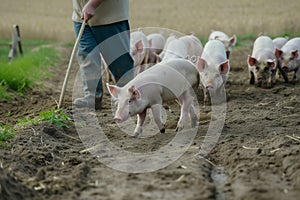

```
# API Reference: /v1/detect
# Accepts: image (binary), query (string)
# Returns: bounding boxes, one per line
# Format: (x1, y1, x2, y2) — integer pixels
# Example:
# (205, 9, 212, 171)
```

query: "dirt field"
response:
(1, 1, 300, 199)
(0, 39, 300, 200)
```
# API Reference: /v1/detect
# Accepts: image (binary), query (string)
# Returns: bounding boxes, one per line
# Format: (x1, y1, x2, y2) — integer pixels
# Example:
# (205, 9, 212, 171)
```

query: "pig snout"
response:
(282, 66, 289, 72)
(205, 79, 215, 91)
(114, 116, 123, 123)
(206, 85, 214, 91)
(257, 77, 264, 83)
(114, 115, 129, 123)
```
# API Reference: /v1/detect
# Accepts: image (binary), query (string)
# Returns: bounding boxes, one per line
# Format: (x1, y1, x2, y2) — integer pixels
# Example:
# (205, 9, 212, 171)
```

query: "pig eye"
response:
(255, 66, 260, 71)
(128, 98, 134, 104)
(264, 66, 270, 72)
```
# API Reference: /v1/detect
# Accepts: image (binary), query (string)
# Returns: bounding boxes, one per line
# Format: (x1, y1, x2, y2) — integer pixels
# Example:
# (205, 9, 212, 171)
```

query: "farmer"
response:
(72, 0, 134, 110)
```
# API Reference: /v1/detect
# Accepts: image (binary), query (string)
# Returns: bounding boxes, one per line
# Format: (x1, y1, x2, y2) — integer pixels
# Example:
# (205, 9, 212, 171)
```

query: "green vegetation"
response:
(0, 125, 15, 146)
(38, 108, 73, 127)
(0, 39, 59, 99)
(16, 108, 73, 128)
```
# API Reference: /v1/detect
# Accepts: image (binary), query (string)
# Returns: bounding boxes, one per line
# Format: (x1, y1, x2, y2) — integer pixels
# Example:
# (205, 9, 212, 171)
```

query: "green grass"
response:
(0, 40, 59, 98)
(0, 84, 10, 99)
(0, 125, 15, 146)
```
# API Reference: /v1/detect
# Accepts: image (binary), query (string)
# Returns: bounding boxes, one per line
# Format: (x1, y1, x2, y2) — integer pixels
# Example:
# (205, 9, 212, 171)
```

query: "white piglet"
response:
(275, 37, 300, 83)
(247, 36, 277, 87)
(147, 33, 165, 64)
(130, 30, 149, 73)
(107, 58, 200, 137)
(197, 40, 230, 103)
(209, 30, 237, 59)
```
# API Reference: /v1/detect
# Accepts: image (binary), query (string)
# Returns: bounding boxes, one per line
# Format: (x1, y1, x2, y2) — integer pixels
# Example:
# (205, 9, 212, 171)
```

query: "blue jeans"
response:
(73, 20, 134, 97)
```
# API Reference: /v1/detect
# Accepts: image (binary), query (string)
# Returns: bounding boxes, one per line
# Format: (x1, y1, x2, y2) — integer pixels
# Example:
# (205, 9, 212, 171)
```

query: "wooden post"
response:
(8, 29, 18, 61)
(14, 24, 23, 56)
(8, 24, 23, 61)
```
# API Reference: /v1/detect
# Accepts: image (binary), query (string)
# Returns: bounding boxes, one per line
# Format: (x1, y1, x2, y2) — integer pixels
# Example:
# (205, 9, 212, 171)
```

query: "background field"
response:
(1, 0, 300, 42)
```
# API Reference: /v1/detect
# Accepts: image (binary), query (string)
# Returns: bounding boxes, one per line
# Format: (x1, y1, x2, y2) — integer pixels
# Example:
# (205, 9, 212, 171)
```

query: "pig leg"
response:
(189, 102, 198, 128)
(151, 104, 165, 133)
(278, 67, 289, 83)
(267, 70, 276, 88)
(271, 69, 277, 85)
(134, 109, 147, 137)
(292, 66, 300, 82)
(203, 88, 210, 106)
(250, 71, 255, 85)
(176, 92, 193, 131)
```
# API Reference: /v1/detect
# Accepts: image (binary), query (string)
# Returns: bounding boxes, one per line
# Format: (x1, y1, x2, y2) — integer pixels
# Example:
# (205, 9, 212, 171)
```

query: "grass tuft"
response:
(16, 108, 73, 129)
(0, 125, 15, 146)
(38, 108, 73, 127)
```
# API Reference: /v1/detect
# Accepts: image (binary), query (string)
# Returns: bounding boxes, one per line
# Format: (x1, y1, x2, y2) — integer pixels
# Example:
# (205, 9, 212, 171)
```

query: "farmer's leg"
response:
(90, 20, 134, 87)
(73, 21, 102, 109)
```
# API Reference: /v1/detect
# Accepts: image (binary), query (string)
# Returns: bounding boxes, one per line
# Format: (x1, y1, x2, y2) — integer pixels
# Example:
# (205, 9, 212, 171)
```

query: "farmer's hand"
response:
(81, 0, 104, 21)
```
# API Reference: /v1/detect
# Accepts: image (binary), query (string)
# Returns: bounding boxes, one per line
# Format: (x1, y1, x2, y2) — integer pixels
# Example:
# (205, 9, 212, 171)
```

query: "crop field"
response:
(1, 0, 300, 41)
(0, 1, 300, 200)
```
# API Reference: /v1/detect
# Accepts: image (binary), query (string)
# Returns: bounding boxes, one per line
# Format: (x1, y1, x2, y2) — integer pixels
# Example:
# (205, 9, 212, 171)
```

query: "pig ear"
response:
(197, 57, 206, 72)
(292, 50, 298, 58)
(219, 60, 229, 74)
(135, 40, 144, 53)
(106, 83, 121, 100)
(275, 48, 282, 58)
(247, 55, 257, 67)
(230, 35, 237, 46)
(128, 85, 141, 100)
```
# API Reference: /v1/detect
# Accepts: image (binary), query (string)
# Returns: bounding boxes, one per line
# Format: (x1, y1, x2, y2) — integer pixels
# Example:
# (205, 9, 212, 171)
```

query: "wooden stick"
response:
(58, 21, 86, 109)
(285, 135, 300, 143)
(100, 53, 116, 84)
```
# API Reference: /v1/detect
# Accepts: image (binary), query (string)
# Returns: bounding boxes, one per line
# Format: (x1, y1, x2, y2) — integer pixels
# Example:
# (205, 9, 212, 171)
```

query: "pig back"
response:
(273, 37, 288, 50)
(209, 31, 229, 41)
(252, 36, 275, 57)
(281, 38, 300, 53)
(128, 59, 199, 101)
(201, 40, 227, 67)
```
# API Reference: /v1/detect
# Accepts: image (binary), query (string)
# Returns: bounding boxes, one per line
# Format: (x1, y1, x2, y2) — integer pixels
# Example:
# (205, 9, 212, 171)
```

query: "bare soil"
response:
(0, 44, 300, 200)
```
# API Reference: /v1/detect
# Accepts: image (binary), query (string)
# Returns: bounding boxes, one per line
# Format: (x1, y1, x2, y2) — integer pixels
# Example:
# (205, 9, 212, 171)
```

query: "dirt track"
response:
(0, 44, 300, 200)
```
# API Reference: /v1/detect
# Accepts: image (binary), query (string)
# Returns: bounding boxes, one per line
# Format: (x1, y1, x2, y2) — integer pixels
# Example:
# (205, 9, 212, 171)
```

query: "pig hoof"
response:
(159, 125, 165, 133)
(191, 120, 198, 128)
(175, 125, 183, 132)
(133, 132, 140, 138)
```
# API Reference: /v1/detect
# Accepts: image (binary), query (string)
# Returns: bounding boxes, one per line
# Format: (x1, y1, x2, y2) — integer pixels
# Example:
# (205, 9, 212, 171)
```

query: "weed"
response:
(38, 108, 73, 127)
(0, 125, 15, 146)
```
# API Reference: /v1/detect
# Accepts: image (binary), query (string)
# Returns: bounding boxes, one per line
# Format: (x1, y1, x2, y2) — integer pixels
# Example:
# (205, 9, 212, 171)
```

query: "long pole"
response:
(58, 21, 86, 109)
